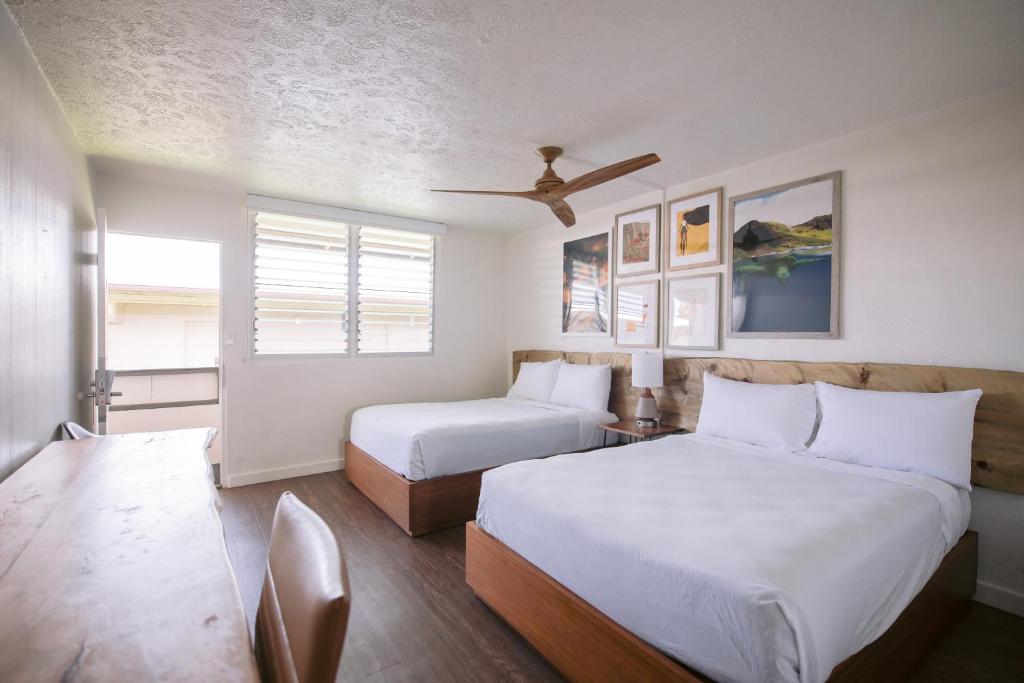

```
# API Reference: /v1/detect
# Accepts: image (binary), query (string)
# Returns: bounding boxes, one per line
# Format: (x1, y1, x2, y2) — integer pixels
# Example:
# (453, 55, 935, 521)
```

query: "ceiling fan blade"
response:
(553, 153, 661, 198)
(431, 189, 539, 198)
(547, 199, 576, 227)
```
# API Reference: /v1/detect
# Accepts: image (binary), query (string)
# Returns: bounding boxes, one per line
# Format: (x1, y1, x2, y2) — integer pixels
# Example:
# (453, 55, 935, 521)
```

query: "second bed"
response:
(346, 359, 616, 535)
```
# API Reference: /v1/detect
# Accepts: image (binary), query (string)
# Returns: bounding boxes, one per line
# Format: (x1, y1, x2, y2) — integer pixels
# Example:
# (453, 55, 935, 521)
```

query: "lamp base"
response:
(635, 389, 659, 428)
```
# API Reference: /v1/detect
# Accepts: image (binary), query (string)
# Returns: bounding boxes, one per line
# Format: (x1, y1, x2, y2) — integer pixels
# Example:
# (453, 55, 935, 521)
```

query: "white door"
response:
(99, 230, 224, 469)
(87, 208, 119, 434)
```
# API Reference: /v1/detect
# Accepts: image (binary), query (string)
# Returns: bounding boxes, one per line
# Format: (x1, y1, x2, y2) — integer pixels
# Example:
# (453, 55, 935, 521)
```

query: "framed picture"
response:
(614, 204, 660, 276)
(666, 188, 722, 270)
(562, 230, 612, 336)
(728, 171, 840, 338)
(614, 280, 659, 348)
(666, 273, 720, 350)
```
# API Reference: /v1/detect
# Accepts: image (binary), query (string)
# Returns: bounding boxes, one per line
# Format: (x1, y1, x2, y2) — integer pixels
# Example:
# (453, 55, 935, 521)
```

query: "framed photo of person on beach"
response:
(666, 188, 722, 270)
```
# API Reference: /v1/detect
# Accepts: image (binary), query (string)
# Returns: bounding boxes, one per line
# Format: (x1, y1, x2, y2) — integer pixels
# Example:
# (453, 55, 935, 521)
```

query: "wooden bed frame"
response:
(466, 522, 978, 682)
(345, 441, 487, 536)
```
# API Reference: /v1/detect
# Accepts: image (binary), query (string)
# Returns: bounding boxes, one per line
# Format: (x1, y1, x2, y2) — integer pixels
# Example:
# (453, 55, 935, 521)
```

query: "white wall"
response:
(506, 85, 1024, 616)
(0, 6, 95, 481)
(91, 172, 508, 486)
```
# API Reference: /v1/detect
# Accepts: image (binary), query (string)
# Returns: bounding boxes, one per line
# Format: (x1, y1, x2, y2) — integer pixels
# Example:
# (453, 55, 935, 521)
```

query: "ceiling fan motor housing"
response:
(534, 146, 566, 192)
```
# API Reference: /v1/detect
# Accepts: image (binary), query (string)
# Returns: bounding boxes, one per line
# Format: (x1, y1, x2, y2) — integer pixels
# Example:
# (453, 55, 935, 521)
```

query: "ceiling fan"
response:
(432, 146, 661, 228)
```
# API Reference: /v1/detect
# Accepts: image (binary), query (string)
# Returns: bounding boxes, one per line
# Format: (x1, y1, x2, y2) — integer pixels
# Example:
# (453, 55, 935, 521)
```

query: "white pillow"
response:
(549, 363, 612, 411)
(507, 360, 562, 402)
(696, 372, 818, 450)
(808, 381, 981, 490)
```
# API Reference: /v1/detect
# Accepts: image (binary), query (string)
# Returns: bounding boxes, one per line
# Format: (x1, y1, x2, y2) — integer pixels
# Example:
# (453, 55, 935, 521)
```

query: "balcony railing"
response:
(110, 367, 220, 412)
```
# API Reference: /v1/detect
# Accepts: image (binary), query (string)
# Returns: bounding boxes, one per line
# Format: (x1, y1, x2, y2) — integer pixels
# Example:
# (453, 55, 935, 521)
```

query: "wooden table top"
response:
(0, 429, 259, 683)
(598, 420, 686, 438)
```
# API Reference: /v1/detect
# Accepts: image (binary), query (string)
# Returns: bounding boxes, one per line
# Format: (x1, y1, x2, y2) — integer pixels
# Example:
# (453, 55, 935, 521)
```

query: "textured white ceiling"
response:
(7, 0, 1024, 232)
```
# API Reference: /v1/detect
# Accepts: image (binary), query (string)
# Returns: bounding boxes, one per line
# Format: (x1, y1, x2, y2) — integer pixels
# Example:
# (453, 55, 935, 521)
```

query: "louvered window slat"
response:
(253, 211, 348, 355)
(357, 227, 434, 354)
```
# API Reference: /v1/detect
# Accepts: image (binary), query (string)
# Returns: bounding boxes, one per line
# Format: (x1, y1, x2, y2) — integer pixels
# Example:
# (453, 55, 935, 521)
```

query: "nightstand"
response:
(598, 420, 686, 446)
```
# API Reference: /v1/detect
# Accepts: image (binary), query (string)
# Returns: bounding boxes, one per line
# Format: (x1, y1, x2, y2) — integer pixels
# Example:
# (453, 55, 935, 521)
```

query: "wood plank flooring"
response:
(219, 470, 1024, 682)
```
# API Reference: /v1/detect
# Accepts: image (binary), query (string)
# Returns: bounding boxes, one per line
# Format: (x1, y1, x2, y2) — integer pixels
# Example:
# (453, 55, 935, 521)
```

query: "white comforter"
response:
(476, 434, 970, 683)
(349, 397, 616, 480)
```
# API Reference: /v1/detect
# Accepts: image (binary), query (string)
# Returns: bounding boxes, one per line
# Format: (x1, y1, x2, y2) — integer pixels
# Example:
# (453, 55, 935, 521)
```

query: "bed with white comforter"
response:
(350, 397, 616, 481)
(476, 433, 970, 683)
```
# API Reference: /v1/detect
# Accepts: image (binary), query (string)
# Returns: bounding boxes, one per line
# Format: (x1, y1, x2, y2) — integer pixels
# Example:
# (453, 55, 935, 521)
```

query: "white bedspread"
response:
(476, 434, 970, 683)
(349, 398, 616, 480)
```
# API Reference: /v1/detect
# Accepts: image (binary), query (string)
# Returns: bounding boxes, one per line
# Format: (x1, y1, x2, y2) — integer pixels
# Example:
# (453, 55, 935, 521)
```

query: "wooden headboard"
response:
(512, 350, 1024, 495)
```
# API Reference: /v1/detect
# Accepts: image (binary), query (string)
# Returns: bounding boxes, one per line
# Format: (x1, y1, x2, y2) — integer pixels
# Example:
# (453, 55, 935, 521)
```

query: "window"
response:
(253, 211, 349, 355)
(357, 227, 434, 354)
(250, 198, 441, 357)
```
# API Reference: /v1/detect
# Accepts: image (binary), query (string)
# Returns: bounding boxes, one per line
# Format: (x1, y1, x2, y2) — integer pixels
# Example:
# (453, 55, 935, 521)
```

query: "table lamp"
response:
(632, 351, 664, 428)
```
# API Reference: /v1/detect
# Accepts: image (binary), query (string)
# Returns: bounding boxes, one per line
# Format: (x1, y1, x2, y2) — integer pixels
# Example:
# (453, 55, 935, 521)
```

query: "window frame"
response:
(247, 197, 443, 360)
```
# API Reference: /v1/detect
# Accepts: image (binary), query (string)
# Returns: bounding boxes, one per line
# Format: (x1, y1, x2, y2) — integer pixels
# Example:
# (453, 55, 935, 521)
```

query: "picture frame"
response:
(614, 204, 660, 276)
(665, 273, 720, 351)
(728, 171, 841, 339)
(614, 279, 660, 348)
(562, 229, 613, 336)
(665, 188, 722, 270)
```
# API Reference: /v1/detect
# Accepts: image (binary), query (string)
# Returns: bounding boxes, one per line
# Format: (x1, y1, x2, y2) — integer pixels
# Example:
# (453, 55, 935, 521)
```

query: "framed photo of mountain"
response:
(728, 171, 841, 338)
(666, 273, 720, 350)
(666, 188, 722, 270)
(615, 204, 660, 276)
(562, 230, 612, 336)
(615, 280, 659, 348)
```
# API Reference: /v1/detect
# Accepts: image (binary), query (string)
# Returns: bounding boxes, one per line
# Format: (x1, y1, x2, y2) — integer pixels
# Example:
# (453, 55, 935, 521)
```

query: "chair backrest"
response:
(61, 422, 95, 439)
(254, 492, 350, 683)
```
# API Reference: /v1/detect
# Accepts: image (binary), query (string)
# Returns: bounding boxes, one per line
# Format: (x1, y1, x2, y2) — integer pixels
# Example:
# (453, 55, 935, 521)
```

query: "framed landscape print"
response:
(666, 273, 720, 350)
(615, 204, 660, 276)
(562, 230, 612, 336)
(615, 280, 659, 348)
(666, 188, 722, 270)
(728, 171, 841, 338)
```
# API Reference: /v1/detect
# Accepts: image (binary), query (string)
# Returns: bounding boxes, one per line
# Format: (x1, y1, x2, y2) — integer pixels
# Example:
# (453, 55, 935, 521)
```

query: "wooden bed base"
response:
(345, 442, 486, 536)
(466, 522, 978, 683)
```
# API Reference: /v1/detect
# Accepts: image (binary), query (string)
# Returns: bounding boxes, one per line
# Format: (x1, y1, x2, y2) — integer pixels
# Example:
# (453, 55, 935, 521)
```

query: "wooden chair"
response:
(254, 492, 351, 683)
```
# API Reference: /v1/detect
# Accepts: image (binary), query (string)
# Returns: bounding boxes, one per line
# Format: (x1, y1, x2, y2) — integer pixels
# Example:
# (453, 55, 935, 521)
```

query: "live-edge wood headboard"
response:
(512, 350, 1024, 495)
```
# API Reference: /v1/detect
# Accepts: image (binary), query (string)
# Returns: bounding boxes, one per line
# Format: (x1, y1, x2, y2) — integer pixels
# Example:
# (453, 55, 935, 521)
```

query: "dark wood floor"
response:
(219, 470, 1024, 682)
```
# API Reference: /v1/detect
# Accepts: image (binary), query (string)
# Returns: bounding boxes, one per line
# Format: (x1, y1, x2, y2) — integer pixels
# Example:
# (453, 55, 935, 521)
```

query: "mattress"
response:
(349, 397, 617, 480)
(476, 433, 970, 683)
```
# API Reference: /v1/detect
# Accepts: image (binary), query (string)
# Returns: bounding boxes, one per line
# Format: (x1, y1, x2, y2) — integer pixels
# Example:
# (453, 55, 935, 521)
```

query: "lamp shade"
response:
(631, 351, 664, 388)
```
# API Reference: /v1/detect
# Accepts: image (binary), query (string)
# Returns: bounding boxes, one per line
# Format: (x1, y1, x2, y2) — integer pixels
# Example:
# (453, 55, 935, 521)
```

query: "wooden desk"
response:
(0, 429, 259, 682)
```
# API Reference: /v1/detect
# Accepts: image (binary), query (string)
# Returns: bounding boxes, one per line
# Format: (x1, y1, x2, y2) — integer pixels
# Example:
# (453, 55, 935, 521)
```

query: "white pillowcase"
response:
(696, 372, 818, 450)
(549, 363, 612, 411)
(507, 360, 562, 402)
(808, 381, 981, 490)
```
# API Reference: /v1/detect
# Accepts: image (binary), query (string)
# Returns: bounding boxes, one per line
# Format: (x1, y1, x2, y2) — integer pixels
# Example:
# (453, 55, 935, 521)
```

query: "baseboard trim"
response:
(973, 580, 1024, 617)
(225, 457, 343, 487)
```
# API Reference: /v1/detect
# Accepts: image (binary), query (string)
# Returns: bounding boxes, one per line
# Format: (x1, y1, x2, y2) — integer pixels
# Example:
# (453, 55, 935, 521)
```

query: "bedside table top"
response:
(599, 420, 686, 439)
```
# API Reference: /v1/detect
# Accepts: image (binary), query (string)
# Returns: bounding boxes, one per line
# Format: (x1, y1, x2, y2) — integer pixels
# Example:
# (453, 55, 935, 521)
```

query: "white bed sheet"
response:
(349, 397, 617, 480)
(476, 433, 970, 683)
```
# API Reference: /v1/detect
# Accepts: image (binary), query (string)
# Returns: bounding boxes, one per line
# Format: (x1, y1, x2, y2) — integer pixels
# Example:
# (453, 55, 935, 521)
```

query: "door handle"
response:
(84, 369, 121, 405)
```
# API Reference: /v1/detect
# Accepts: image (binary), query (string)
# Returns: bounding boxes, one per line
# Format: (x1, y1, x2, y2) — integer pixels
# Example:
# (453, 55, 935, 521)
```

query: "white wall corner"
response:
(974, 580, 1024, 618)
